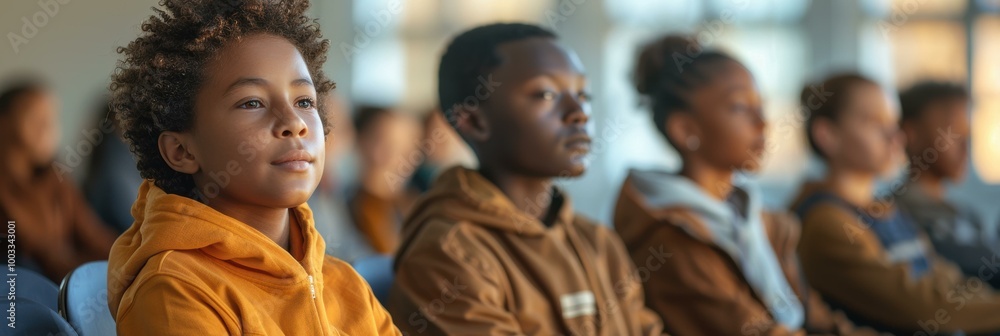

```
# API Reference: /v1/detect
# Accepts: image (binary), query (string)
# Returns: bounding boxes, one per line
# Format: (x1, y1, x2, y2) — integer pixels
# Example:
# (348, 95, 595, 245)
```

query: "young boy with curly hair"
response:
(106, 0, 399, 334)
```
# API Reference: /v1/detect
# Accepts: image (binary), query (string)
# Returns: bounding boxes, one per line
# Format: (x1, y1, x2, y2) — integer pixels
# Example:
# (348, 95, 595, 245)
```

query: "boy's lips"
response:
(271, 149, 315, 172)
(566, 135, 592, 153)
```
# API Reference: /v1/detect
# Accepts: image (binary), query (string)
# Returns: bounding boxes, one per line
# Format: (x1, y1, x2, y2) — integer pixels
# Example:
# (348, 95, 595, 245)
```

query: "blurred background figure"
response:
(615, 36, 876, 336)
(82, 97, 143, 234)
(791, 74, 1000, 335)
(0, 79, 117, 282)
(308, 93, 376, 263)
(895, 82, 1000, 288)
(408, 109, 477, 193)
(347, 105, 422, 255)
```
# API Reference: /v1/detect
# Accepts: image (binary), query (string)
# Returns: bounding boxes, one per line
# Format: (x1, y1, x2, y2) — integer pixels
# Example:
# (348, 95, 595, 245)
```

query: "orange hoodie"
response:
(107, 180, 400, 335)
(388, 167, 663, 336)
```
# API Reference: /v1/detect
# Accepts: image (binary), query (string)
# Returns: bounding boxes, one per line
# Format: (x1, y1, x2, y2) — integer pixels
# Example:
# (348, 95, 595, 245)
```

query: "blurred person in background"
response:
(615, 35, 875, 336)
(308, 93, 376, 262)
(894, 81, 1000, 289)
(0, 79, 117, 282)
(409, 108, 477, 193)
(348, 105, 422, 255)
(82, 97, 143, 234)
(791, 73, 1000, 335)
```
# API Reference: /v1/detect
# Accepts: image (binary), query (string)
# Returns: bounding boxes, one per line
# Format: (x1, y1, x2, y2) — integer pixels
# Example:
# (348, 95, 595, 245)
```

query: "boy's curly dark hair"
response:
(110, 0, 334, 198)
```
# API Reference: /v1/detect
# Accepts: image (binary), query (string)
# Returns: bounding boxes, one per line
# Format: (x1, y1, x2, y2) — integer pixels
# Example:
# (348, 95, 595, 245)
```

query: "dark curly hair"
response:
(110, 0, 334, 198)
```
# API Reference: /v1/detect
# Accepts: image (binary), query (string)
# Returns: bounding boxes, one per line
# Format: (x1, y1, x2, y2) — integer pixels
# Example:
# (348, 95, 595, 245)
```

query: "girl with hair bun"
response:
(613, 35, 875, 336)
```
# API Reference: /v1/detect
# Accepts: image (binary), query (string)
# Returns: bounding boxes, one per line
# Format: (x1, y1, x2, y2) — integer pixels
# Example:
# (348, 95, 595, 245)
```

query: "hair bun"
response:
(634, 35, 698, 96)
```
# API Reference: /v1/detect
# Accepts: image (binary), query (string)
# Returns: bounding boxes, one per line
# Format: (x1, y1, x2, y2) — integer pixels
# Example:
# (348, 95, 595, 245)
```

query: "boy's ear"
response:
(453, 105, 490, 143)
(158, 131, 200, 174)
(811, 118, 839, 157)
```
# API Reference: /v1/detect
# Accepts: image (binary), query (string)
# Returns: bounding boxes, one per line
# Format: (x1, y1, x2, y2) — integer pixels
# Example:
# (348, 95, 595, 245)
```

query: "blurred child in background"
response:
(615, 36, 873, 336)
(792, 73, 1000, 335)
(0, 80, 117, 282)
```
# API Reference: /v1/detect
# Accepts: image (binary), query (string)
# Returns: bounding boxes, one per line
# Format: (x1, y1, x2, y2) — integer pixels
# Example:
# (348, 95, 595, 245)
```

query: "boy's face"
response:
(903, 98, 970, 181)
(471, 37, 591, 178)
(183, 33, 324, 208)
(357, 112, 421, 176)
(831, 84, 903, 177)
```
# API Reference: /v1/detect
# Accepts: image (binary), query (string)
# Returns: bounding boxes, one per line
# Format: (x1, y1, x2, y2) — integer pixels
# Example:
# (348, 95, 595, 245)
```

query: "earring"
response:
(686, 135, 700, 151)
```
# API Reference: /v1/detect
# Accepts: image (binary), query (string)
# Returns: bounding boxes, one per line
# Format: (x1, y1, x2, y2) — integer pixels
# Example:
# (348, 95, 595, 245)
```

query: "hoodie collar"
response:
(402, 166, 575, 238)
(627, 169, 805, 329)
(108, 180, 324, 315)
(627, 169, 763, 243)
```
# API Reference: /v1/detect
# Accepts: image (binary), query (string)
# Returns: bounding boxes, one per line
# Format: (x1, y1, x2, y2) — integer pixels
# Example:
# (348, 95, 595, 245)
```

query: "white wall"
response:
(2, 0, 160, 181)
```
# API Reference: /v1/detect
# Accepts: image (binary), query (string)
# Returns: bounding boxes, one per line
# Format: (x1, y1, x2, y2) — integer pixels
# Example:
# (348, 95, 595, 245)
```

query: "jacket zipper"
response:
(307, 273, 326, 334)
(308, 275, 317, 299)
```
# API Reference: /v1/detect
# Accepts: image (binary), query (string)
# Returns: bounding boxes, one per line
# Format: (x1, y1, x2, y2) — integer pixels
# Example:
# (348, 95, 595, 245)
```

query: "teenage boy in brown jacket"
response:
(388, 23, 663, 336)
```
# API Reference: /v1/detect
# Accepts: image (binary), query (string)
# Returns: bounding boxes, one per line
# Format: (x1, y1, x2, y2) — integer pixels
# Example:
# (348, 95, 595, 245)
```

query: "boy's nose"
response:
(564, 100, 589, 125)
(273, 104, 309, 138)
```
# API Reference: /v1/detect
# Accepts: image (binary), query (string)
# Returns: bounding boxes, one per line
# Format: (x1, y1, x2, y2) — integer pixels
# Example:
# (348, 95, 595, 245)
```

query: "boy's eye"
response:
(578, 91, 593, 103)
(296, 98, 316, 109)
(239, 99, 264, 109)
(537, 91, 559, 101)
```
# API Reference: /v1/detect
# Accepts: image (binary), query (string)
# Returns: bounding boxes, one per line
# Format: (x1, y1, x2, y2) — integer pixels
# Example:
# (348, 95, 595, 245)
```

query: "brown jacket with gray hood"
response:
(614, 170, 872, 336)
(388, 167, 663, 336)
